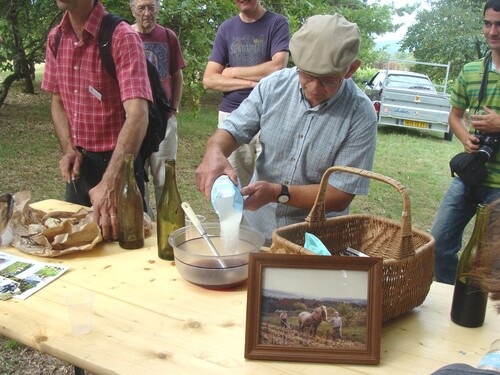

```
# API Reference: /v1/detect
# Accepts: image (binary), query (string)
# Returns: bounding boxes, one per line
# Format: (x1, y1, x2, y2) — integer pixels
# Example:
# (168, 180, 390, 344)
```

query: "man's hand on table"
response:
(89, 182, 119, 240)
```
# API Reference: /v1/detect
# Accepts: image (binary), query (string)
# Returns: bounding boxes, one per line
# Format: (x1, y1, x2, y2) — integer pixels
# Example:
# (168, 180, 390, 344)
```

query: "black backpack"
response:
(52, 13, 170, 165)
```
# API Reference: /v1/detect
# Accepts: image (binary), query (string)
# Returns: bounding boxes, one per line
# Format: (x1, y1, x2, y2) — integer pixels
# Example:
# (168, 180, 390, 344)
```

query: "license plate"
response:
(403, 119, 428, 128)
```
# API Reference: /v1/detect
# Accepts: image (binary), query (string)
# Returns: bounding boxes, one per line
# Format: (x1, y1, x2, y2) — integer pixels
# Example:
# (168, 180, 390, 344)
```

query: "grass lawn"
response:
(0, 79, 470, 233)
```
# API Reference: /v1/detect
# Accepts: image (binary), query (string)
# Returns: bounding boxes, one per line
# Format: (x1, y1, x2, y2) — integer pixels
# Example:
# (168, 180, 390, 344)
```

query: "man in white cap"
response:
(196, 14, 377, 244)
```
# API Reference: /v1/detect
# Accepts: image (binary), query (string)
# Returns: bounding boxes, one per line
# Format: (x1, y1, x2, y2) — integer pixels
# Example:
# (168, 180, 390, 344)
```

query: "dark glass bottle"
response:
(157, 160, 185, 260)
(118, 154, 144, 249)
(450, 204, 489, 328)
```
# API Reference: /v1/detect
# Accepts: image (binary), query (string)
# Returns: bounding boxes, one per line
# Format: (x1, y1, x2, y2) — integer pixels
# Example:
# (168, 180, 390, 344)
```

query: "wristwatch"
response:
(171, 107, 179, 114)
(277, 184, 290, 204)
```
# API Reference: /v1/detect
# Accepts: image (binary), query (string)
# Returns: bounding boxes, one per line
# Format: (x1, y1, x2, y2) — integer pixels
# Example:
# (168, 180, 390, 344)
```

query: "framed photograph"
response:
(244, 253, 383, 364)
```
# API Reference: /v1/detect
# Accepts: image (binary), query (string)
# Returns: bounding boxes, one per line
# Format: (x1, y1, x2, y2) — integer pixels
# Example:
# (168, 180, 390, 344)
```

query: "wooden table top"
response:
(0, 199, 498, 375)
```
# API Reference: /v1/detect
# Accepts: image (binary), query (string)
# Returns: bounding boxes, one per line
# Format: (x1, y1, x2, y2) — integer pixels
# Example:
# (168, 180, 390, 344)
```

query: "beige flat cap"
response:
(290, 14, 360, 77)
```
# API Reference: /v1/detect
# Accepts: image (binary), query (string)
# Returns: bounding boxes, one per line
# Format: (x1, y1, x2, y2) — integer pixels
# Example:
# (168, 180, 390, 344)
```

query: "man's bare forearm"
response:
(101, 98, 149, 186)
(51, 94, 74, 154)
(221, 51, 289, 82)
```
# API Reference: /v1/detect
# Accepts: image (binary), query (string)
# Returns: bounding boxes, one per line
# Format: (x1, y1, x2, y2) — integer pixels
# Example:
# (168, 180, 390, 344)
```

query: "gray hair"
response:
(129, 0, 160, 7)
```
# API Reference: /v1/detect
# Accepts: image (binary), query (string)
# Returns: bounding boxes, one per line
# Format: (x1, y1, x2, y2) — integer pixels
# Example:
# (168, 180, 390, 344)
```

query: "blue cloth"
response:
(304, 233, 331, 256)
(221, 67, 377, 243)
(431, 177, 500, 284)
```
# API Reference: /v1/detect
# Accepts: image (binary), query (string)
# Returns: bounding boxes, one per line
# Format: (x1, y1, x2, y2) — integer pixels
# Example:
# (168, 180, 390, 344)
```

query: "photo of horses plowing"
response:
(258, 295, 367, 350)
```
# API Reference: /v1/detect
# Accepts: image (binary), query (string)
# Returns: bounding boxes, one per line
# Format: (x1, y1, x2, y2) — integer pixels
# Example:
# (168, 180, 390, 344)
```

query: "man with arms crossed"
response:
(203, 0, 290, 187)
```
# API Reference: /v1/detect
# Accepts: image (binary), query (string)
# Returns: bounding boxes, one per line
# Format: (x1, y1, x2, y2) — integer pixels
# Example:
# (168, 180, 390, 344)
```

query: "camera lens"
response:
(477, 145, 493, 163)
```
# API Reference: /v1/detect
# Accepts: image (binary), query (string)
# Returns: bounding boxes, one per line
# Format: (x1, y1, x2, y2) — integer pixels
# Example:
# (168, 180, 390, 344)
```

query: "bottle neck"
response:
(126, 155, 135, 178)
(165, 160, 176, 181)
(456, 204, 490, 281)
(470, 204, 489, 244)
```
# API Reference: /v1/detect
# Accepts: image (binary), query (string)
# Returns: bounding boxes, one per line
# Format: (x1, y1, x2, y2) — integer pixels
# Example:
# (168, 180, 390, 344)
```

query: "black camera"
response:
(475, 131, 500, 163)
(449, 132, 499, 187)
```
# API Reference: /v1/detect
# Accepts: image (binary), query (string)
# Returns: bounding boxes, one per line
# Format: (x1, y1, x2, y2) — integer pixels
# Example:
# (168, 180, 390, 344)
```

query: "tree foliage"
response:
(400, 0, 487, 83)
(155, 0, 396, 108)
(0, 0, 397, 109)
(0, 0, 60, 104)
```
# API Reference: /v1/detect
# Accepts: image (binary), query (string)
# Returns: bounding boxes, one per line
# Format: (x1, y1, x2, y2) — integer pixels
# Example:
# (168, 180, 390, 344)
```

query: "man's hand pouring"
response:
(195, 130, 239, 199)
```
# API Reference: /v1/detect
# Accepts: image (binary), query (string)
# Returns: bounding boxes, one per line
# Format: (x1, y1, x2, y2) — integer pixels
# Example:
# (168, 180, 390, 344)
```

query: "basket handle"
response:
(305, 166, 415, 258)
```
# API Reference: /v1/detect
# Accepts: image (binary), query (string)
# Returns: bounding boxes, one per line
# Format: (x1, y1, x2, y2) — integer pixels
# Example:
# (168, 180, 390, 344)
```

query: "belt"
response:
(76, 146, 113, 159)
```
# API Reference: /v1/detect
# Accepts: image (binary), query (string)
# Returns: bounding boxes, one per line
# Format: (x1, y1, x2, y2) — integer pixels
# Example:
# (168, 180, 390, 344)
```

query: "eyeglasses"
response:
(297, 69, 344, 88)
(134, 4, 157, 14)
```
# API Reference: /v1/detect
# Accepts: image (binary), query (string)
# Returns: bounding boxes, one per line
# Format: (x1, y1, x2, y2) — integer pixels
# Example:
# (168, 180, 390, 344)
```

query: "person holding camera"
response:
(431, 0, 500, 285)
(470, 106, 500, 135)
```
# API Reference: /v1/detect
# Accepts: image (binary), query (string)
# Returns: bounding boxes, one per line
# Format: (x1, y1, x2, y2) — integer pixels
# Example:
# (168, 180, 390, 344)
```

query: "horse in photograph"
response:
(298, 305, 328, 336)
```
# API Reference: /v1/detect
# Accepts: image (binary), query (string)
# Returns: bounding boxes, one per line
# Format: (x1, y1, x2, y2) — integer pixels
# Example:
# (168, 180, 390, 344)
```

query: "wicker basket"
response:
(270, 166, 435, 322)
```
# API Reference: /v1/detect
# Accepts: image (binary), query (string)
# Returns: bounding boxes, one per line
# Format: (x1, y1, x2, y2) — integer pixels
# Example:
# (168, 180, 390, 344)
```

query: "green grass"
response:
(0, 81, 470, 235)
(350, 125, 460, 232)
(176, 105, 219, 221)
(0, 83, 220, 221)
(1, 340, 20, 351)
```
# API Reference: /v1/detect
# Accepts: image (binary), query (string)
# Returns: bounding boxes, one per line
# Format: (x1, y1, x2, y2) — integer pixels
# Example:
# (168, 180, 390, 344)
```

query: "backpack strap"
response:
(52, 28, 62, 59)
(51, 13, 125, 81)
(99, 13, 127, 82)
(477, 51, 492, 110)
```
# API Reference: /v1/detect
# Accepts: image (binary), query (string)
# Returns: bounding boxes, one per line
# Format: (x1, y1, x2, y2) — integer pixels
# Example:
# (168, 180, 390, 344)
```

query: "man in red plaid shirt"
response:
(42, 0, 152, 240)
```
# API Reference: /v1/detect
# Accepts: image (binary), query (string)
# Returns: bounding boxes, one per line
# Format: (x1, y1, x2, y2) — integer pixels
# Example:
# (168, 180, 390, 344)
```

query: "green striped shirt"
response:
(450, 57, 500, 188)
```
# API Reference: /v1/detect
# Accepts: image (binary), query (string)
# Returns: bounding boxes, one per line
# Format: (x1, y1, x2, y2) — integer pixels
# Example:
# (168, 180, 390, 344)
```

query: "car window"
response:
(369, 72, 385, 89)
(385, 74, 436, 91)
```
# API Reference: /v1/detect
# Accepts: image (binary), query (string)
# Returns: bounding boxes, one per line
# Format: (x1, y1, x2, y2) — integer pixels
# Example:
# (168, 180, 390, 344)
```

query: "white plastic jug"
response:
(211, 175, 243, 253)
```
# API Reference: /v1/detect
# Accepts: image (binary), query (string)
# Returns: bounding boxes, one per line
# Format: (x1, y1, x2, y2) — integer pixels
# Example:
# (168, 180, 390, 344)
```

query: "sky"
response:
(262, 267, 369, 300)
(368, 0, 431, 43)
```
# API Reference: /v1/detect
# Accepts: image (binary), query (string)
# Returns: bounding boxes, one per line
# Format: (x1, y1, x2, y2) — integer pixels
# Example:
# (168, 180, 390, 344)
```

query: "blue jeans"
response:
(430, 177, 500, 285)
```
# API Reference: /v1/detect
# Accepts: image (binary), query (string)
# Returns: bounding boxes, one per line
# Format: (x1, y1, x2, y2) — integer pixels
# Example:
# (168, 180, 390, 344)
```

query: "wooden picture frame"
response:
(244, 253, 383, 364)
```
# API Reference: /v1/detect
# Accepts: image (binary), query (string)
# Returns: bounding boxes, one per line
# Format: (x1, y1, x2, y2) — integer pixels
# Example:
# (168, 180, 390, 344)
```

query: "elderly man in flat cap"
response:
(196, 14, 377, 244)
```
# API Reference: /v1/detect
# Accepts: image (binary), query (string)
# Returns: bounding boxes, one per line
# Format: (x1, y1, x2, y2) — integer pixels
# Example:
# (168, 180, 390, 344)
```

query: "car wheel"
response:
(444, 131, 453, 141)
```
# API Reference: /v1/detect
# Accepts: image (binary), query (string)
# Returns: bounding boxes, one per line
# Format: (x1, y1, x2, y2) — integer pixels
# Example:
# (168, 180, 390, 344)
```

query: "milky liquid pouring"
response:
(211, 176, 243, 254)
(215, 196, 241, 253)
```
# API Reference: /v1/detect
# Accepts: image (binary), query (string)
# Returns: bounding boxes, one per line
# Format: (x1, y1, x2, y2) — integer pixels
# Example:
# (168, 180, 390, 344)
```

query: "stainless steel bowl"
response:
(168, 223, 264, 289)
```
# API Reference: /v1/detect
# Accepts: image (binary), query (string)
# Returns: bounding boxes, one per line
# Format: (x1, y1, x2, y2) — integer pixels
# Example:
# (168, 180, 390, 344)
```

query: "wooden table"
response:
(1, 199, 498, 375)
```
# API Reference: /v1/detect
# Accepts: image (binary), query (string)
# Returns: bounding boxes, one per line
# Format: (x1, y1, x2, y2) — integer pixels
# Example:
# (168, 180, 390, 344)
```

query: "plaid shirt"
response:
(449, 57, 500, 188)
(221, 68, 377, 242)
(42, 2, 152, 152)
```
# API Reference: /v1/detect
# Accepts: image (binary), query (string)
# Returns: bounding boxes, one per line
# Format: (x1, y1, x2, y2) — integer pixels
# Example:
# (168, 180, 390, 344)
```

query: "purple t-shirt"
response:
(209, 11, 290, 112)
(138, 25, 186, 102)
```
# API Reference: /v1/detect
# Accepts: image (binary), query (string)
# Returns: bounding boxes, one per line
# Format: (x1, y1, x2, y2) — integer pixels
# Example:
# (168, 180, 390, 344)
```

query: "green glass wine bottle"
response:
(118, 154, 144, 250)
(157, 159, 185, 260)
(450, 203, 489, 328)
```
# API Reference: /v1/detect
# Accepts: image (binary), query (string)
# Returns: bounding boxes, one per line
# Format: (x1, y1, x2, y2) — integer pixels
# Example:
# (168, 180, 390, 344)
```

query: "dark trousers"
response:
(65, 148, 146, 211)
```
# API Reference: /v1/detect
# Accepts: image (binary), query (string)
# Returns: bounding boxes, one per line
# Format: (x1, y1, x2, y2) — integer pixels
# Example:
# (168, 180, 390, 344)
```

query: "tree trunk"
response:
(0, 72, 21, 109)
(8, 3, 35, 94)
